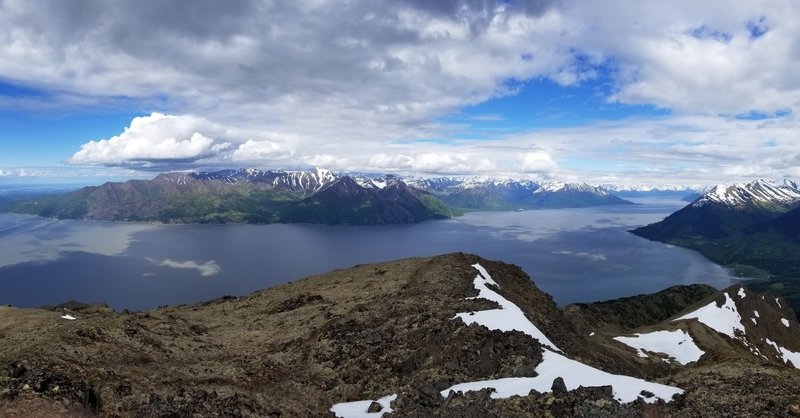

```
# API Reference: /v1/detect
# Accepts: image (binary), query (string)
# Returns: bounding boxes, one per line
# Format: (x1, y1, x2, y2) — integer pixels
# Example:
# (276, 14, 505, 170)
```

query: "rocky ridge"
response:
(1, 254, 799, 417)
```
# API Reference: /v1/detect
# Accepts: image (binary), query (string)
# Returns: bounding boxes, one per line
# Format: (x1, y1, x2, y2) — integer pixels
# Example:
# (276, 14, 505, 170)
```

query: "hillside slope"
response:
(632, 179, 800, 313)
(0, 169, 453, 225)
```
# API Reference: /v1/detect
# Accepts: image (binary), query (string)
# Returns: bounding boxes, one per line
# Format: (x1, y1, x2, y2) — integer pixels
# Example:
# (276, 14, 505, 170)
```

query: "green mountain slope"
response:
(631, 180, 800, 313)
(282, 177, 457, 225)
(0, 170, 454, 225)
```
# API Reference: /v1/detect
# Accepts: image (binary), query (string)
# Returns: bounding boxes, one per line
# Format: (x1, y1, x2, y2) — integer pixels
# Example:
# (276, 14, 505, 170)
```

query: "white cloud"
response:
(305, 154, 350, 168)
(56, 109, 800, 185)
(67, 113, 303, 170)
(518, 151, 558, 174)
(504, 114, 800, 184)
(12, 1, 797, 133)
(68, 113, 233, 167)
(3, 1, 800, 184)
(557, 1, 800, 116)
(368, 153, 414, 170)
(410, 152, 497, 174)
(231, 139, 294, 161)
(0, 166, 148, 182)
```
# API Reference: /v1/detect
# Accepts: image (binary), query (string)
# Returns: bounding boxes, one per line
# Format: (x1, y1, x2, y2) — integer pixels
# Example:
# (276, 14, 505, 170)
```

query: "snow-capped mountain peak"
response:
(534, 182, 610, 196)
(281, 168, 338, 192)
(693, 179, 800, 208)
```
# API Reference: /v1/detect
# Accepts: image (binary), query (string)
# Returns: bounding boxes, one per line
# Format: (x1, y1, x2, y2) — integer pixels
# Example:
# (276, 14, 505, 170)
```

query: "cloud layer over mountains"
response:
(2, 0, 799, 182)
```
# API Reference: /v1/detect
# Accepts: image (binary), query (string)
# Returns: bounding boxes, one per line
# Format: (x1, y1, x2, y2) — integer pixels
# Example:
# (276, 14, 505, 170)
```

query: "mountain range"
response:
(405, 177, 634, 210)
(632, 179, 800, 312)
(0, 168, 636, 225)
(0, 168, 456, 225)
(2, 254, 799, 416)
(601, 184, 704, 201)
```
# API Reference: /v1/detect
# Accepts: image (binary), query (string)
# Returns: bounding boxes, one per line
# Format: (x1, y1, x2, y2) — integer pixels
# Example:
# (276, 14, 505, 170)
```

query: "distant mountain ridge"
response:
(0, 168, 455, 225)
(601, 184, 703, 193)
(632, 178, 800, 312)
(402, 177, 634, 209)
(691, 179, 800, 208)
(633, 178, 800, 240)
(163, 167, 337, 194)
(0, 169, 645, 223)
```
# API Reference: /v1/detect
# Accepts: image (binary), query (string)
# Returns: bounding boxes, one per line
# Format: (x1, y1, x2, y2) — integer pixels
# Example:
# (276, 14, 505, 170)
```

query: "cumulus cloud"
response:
(231, 140, 294, 161)
(368, 153, 414, 170)
(4, 1, 800, 183)
(518, 151, 558, 174)
(594, 5, 800, 115)
(68, 113, 233, 168)
(1, 0, 794, 121)
(67, 113, 298, 170)
(54, 109, 800, 184)
(304, 154, 350, 168)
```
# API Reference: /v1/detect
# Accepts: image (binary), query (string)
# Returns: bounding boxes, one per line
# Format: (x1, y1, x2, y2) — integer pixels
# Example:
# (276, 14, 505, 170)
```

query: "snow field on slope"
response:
(446, 263, 683, 404)
(441, 349, 683, 403)
(765, 338, 800, 369)
(613, 330, 704, 365)
(455, 263, 561, 351)
(673, 292, 744, 339)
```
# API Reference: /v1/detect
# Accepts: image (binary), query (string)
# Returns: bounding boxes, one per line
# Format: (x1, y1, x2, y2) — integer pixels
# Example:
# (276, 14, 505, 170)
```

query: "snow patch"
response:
(776, 298, 782, 308)
(738, 287, 746, 299)
(331, 394, 397, 418)
(751, 318, 758, 325)
(61, 314, 76, 320)
(782, 318, 790, 327)
(442, 350, 683, 403)
(613, 330, 704, 365)
(754, 310, 760, 318)
(455, 263, 560, 351)
(674, 293, 744, 339)
(447, 263, 683, 404)
(765, 339, 800, 369)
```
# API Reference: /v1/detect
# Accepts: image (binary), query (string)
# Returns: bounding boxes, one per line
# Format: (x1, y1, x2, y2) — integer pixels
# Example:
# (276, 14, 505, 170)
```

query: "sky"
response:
(1, 0, 799, 186)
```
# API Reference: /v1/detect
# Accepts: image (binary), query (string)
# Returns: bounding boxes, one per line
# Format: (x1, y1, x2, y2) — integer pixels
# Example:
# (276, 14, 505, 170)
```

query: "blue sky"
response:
(1, 1, 799, 186)
(446, 71, 670, 134)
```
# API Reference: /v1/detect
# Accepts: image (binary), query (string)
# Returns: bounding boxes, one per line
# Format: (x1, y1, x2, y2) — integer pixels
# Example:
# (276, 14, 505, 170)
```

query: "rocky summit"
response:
(2, 253, 800, 417)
